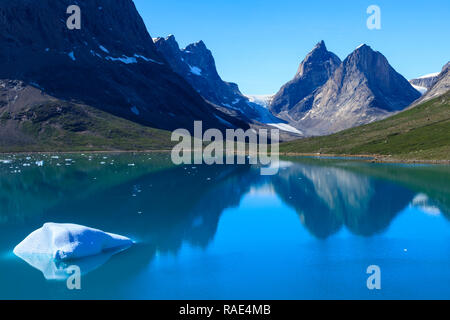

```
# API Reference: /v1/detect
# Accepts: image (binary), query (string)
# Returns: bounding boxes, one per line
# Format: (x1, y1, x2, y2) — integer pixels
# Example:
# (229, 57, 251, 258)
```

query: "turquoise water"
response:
(0, 153, 449, 300)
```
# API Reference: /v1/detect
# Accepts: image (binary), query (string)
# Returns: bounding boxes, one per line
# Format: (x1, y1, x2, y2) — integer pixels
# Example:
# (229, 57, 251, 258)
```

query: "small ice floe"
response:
(128, 163, 135, 167)
(68, 51, 76, 61)
(35, 161, 44, 167)
(0, 160, 13, 164)
(131, 106, 140, 115)
(13, 223, 133, 280)
(51, 156, 59, 159)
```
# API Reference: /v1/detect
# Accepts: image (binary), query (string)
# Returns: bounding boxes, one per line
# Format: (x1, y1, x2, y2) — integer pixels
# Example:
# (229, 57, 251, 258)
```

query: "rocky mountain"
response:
(0, 0, 247, 134)
(286, 44, 421, 136)
(412, 62, 450, 106)
(280, 91, 450, 160)
(153, 35, 280, 124)
(269, 41, 341, 117)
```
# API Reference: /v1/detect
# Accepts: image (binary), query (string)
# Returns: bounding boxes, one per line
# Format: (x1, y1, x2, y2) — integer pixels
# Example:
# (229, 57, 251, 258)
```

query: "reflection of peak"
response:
(272, 162, 415, 238)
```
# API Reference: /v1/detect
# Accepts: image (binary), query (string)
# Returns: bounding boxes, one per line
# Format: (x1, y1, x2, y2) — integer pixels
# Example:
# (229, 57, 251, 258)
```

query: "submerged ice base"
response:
(14, 223, 133, 261)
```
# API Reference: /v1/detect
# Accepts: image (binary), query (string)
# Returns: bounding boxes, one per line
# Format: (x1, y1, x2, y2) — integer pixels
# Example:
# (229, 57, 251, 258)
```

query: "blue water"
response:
(0, 153, 449, 299)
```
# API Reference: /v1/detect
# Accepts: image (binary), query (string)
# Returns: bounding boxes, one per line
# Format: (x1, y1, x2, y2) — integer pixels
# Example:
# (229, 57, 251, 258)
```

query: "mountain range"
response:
(0, 0, 247, 134)
(0, 0, 448, 154)
(153, 35, 281, 125)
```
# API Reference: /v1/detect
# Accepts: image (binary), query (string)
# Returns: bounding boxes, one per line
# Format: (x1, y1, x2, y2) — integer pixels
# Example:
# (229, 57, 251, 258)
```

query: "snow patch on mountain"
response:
(189, 65, 202, 76)
(411, 84, 427, 95)
(245, 95, 274, 108)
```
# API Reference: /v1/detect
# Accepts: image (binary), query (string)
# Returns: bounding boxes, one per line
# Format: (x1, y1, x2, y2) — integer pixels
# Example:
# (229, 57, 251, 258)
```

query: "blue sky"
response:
(134, 0, 449, 95)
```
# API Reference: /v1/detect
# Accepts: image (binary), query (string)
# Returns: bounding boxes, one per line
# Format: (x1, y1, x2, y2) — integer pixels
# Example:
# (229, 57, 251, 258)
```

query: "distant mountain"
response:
(245, 95, 274, 109)
(154, 35, 280, 124)
(0, 0, 247, 134)
(412, 62, 450, 106)
(280, 91, 450, 160)
(269, 41, 341, 117)
(287, 44, 421, 136)
(409, 72, 441, 95)
(410, 72, 440, 93)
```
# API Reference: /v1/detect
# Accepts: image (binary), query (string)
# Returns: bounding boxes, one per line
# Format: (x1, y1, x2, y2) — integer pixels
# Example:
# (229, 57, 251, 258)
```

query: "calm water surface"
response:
(0, 153, 449, 299)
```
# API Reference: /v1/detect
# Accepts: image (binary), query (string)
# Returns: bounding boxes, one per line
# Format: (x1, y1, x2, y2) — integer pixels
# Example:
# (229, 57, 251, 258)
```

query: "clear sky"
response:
(134, 0, 449, 95)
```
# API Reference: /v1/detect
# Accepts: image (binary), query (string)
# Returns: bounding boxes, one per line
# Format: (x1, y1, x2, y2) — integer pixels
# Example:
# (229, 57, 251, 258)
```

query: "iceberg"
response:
(14, 223, 133, 261)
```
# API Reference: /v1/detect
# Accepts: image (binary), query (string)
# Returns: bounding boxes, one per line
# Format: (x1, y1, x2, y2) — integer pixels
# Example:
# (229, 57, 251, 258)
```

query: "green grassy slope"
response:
(0, 101, 175, 153)
(280, 91, 450, 160)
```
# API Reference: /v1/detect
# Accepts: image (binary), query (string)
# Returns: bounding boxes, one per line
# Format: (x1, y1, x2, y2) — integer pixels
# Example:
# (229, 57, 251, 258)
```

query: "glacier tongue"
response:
(14, 223, 133, 261)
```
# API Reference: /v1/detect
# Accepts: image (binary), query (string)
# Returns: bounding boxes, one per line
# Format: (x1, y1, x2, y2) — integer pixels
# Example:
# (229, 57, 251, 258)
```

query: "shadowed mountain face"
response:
(0, 0, 247, 133)
(154, 35, 281, 124)
(270, 41, 341, 116)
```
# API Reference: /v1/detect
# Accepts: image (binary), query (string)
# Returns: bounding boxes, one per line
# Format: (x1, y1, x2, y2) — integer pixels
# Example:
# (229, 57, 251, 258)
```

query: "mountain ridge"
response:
(280, 44, 421, 136)
(0, 0, 247, 133)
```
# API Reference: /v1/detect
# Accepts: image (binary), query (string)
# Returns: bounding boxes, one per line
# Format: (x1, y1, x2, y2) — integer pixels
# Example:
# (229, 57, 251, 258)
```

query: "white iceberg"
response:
(14, 223, 133, 261)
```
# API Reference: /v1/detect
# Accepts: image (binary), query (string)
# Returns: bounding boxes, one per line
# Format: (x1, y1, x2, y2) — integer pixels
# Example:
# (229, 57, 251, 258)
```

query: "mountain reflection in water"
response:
(0, 154, 449, 299)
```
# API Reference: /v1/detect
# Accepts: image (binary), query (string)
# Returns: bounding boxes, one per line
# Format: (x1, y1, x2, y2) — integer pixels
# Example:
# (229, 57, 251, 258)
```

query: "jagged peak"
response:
(184, 40, 208, 52)
(355, 43, 368, 50)
(313, 40, 327, 51)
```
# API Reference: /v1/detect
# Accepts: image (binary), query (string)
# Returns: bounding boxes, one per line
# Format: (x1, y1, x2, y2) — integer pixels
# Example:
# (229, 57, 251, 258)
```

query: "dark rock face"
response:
(154, 35, 280, 124)
(0, 0, 247, 132)
(269, 41, 341, 116)
(290, 44, 421, 135)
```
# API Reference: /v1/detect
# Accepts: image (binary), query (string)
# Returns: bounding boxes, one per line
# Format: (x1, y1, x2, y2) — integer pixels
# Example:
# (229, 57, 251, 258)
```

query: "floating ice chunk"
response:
(35, 161, 44, 167)
(68, 51, 76, 61)
(131, 106, 140, 115)
(14, 223, 133, 261)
